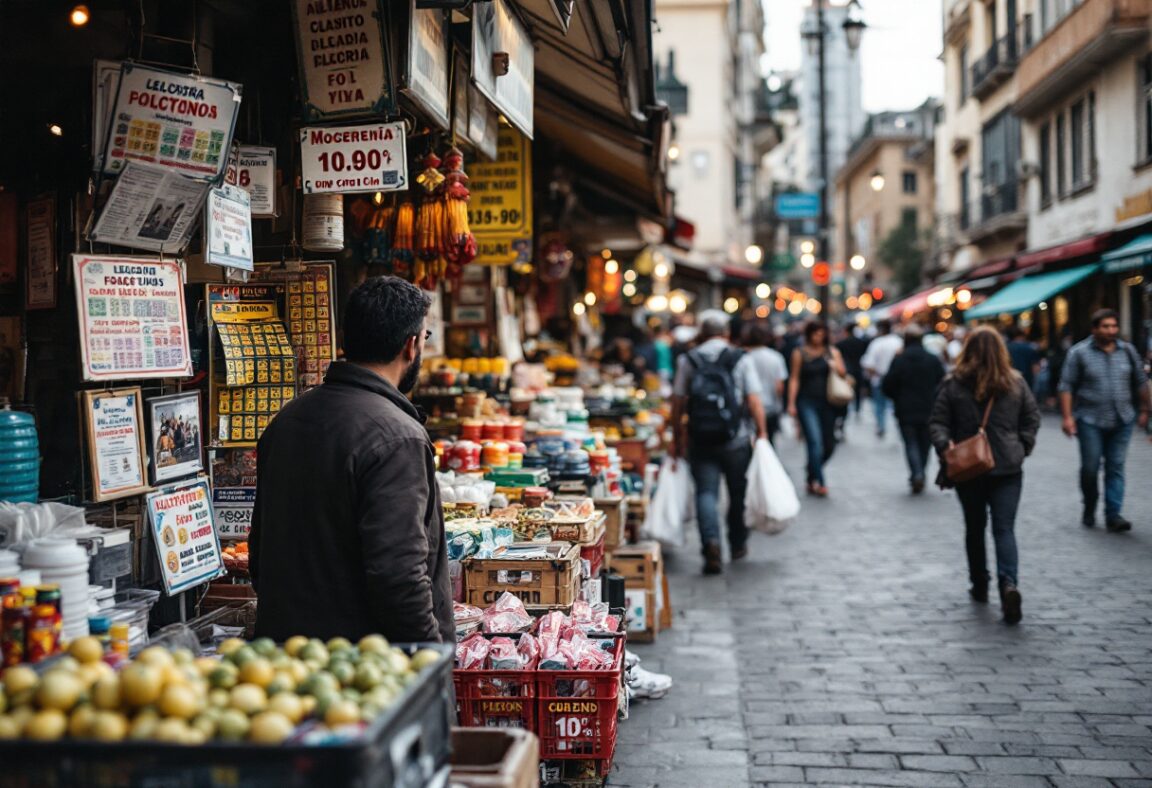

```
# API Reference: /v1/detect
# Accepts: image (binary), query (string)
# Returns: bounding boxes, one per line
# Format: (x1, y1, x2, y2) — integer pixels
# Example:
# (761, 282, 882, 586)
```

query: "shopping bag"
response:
(744, 439, 800, 534)
(642, 457, 694, 548)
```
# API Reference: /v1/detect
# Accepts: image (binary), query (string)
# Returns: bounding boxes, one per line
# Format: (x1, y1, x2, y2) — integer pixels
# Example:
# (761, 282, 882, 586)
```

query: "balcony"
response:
(970, 32, 1020, 101)
(967, 182, 1027, 244)
(1016, 0, 1152, 118)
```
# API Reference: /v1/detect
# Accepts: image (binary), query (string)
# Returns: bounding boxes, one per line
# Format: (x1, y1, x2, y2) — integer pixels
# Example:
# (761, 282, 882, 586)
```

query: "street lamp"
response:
(850, 254, 866, 271)
(870, 171, 885, 191)
(802, 0, 866, 314)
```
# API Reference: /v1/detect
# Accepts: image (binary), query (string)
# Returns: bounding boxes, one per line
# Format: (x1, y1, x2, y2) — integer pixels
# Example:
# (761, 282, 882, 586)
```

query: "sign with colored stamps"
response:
(146, 479, 225, 596)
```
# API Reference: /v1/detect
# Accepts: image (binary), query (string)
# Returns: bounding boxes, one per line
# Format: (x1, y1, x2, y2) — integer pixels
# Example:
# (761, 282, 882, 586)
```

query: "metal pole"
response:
(817, 0, 831, 313)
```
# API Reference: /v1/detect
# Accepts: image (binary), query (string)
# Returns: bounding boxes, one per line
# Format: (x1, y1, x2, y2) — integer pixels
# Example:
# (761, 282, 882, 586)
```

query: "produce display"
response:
(0, 634, 440, 745)
(221, 541, 249, 575)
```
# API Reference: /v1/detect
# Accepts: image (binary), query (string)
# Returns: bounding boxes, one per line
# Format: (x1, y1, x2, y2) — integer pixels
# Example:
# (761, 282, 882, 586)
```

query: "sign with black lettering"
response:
(299, 122, 408, 194)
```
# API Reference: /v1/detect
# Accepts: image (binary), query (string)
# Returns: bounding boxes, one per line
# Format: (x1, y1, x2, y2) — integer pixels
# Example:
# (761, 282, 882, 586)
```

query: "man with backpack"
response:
(1058, 309, 1150, 532)
(670, 310, 768, 574)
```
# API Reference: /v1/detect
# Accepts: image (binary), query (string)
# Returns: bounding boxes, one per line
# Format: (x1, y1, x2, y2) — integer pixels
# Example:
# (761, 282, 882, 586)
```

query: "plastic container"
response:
(0, 401, 38, 503)
(447, 441, 481, 473)
(453, 667, 537, 731)
(460, 419, 484, 442)
(481, 441, 509, 469)
(535, 635, 624, 761)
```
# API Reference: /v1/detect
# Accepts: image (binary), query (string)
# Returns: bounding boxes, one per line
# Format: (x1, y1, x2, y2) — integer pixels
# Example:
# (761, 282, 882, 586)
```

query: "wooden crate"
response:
(606, 541, 661, 589)
(594, 497, 626, 552)
(464, 544, 581, 608)
(609, 541, 665, 642)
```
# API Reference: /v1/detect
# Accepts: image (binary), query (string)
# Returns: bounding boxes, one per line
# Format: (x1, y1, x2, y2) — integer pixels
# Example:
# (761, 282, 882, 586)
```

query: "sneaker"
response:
(1081, 507, 1096, 527)
(969, 585, 988, 603)
(1106, 516, 1132, 533)
(627, 665, 672, 699)
(623, 649, 642, 670)
(1000, 582, 1022, 625)
(703, 543, 722, 575)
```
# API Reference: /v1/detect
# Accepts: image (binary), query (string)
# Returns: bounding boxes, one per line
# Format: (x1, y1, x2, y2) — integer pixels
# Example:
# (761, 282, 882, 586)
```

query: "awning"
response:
(1015, 232, 1112, 270)
(963, 263, 1100, 321)
(1101, 234, 1152, 274)
(885, 286, 937, 320)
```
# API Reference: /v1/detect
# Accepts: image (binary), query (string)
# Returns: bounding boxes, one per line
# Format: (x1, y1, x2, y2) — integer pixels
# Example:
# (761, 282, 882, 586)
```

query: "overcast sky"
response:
(763, 0, 944, 112)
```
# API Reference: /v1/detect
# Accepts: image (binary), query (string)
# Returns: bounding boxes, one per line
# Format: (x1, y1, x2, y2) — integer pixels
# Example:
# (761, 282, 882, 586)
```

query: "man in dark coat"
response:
(250, 276, 454, 644)
(883, 324, 946, 494)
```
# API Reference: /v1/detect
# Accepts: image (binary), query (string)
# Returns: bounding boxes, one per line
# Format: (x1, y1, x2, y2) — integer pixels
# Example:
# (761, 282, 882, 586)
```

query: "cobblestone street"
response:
(614, 414, 1152, 787)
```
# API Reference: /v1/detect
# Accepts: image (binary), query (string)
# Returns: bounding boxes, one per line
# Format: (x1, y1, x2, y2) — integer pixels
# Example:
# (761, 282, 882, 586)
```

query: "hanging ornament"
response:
(440, 146, 477, 279)
(416, 151, 446, 193)
(392, 198, 415, 278)
(414, 153, 446, 289)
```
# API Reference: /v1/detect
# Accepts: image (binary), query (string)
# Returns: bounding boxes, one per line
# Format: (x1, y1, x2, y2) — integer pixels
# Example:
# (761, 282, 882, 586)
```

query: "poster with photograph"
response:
(91, 161, 208, 253)
(83, 388, 149, 502)
(146, 391, 204, 484)
(101, 62, 241, 180)
(25, 197, 56, 309)
(210, 448, 257, 540)
(73, 254, 193, 381)
(146, 479, 225, 595)
(205, 185, 253, 271)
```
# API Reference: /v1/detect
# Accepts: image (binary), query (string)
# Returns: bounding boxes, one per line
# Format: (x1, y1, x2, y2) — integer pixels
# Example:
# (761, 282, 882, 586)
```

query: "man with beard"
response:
(250, 277, 453, 643)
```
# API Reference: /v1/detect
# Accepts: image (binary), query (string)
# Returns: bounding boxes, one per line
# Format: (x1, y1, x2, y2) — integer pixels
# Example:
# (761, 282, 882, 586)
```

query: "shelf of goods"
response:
(0, 635, 454, 788)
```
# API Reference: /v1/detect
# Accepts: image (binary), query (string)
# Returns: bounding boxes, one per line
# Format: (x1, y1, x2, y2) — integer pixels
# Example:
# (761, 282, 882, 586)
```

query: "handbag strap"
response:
(978, 398, 995, 433)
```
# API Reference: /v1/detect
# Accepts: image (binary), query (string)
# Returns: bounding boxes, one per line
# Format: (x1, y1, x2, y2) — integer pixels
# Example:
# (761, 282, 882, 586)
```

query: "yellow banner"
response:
(470, 126, 532, 266)
(211, 301, 278, 323)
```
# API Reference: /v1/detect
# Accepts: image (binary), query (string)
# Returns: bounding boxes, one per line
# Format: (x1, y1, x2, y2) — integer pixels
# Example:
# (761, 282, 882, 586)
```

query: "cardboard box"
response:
(594, 496, 626, 552)
(623, 587, 658, 642)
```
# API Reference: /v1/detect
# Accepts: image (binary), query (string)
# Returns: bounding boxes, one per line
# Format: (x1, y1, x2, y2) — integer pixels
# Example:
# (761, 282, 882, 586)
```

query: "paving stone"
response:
(900, 755, 979, 772)
(1056, 759, 1140, 778)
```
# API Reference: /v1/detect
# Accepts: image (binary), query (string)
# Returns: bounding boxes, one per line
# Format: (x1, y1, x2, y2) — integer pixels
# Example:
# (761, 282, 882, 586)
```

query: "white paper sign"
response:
(91, 161, 208, 253)
(86, 390, 148, 501)
(406, 2, 450, 130)
(293, 0, 394, 119)
(299, 122, 408, 194)
(147, 480, 225, 596)
(472, 0, 534, 138)
(205, 185, 254, 271)
(213, 487, 255, 540)
(102, 63, 241, 180)
(225, 145, 277, 216)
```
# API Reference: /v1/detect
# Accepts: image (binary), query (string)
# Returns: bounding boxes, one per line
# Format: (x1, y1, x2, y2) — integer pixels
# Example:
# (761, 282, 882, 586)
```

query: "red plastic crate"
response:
(579, 532, 605, 579)
(535, 636, 624, 760)
(453, 669, 537, 730)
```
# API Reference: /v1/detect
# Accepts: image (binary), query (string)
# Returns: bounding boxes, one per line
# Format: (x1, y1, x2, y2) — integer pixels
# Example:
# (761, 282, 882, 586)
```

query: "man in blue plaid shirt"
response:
(1059, 309, 1151, 532)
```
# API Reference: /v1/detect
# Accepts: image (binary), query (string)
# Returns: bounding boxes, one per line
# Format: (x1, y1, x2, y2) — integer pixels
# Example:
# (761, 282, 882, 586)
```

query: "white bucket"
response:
(302, 194, 345, 252)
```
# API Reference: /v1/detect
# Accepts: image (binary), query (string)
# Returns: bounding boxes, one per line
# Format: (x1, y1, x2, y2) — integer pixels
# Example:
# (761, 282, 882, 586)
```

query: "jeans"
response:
(797, 397, 837, 485)
(899, 422, 932, 483)
(689, 442, 753, 553)
(871, 383, 891, 434)
(766, 413, 781, 447)
(1076, 419, 1134, 520)
(956, 473, 1022, 587)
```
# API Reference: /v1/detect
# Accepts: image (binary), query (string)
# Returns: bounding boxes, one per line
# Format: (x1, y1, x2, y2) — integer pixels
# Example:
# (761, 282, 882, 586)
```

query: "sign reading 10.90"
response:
(299, 122, 409, 195)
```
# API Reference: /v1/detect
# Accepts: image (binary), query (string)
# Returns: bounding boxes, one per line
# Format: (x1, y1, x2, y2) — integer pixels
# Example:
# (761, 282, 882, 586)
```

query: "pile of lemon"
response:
(0, 634, 440, 745)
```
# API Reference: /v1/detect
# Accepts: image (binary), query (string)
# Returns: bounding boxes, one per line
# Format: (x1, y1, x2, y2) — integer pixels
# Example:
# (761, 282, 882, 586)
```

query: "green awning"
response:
(963, 263, 1100, 321)
(1101, 234, 1152, 273)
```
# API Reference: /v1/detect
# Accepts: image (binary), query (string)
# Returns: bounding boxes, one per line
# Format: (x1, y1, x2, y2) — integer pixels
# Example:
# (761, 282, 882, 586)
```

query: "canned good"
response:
(27, 604, 59, 663)
(481, 422, 504, 441)
(447, 441, 481, 472)
(110, 621, 131, 658)
(1, 602, 28, 667)
(459, 419, 484, 442)
(506, 453, 523, 469)
(481, 441, 509, 469)
(503, 420, 525, 442)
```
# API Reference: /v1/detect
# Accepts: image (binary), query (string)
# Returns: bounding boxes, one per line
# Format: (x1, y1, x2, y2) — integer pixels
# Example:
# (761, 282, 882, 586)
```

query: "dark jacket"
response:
(929, 373, 1041, 479)
(250, 362, 454, 644)
(882, 345, 946, 425)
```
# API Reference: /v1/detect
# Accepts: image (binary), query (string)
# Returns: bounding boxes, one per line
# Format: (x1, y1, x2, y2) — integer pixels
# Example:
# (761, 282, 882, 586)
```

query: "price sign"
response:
(469, 126, 532, 266)
(299, 122, 408, 195)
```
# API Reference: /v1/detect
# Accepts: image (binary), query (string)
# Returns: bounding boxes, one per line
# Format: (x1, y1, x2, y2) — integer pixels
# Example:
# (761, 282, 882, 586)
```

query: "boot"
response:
(1080, 471, 1098, 527)
(969, 569, 989, 604)
(702, 542, 722, 575)
(999, 579, 1022, 625)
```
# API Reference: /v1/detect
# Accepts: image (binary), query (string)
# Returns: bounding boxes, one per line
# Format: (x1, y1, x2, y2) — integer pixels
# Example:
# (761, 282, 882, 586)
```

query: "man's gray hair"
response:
(697, 309, 731, 340)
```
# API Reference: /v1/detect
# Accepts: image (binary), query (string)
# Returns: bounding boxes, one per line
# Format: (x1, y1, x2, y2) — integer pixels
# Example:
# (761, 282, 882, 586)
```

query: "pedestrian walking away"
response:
(1058, 308, 1151, 532)
(930, 326, 1040, 625)
(787, 320, 848, 497)
(1006, 326, 1042, 390)
(882, 324, 945, 494)
(250, 276, 454, 644)
(670, 310, 768, 575)
(741, 321, 788, 446)
(861, 319, 903, 437)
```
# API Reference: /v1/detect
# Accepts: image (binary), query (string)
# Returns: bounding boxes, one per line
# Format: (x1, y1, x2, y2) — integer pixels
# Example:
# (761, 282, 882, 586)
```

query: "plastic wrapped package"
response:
(456, 633, 490, 669)
(481, 592, 533, 633)
(517, 632, 540, 670)
(487, 637, 523, 670)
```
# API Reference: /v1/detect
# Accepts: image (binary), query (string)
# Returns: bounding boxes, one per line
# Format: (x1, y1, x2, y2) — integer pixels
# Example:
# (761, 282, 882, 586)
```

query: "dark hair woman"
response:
(929, 326, 1040, 624)
(787, 320, 847, 496)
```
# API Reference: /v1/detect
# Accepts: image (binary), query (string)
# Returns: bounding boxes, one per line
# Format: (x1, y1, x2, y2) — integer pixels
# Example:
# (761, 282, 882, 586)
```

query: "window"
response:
(901, 207, 918, 228)
(902, 171, 918, 194)
(1039, 121, 1052, 207)
(960, 45, 970, 103)
(1066, 91, 1096, 190)
(1056, 113, 1066, 197)
(1141, 54, 1152, 162)
(980, 110, 1022, 218)
(1070, 99, 1084, 187)
(959, 167, 970, 230)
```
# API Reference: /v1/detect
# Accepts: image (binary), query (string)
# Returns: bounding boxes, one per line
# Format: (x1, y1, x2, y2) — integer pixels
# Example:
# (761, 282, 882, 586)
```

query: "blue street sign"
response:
(774, 192, 821, 220)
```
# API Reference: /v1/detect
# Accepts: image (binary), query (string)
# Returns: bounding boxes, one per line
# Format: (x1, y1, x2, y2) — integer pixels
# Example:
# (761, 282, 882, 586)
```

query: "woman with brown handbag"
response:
(929, 327, 1041, 624)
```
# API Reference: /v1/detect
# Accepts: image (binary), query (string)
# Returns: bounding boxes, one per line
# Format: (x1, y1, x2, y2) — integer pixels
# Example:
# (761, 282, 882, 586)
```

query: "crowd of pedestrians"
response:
(662, 306, 1151, 628)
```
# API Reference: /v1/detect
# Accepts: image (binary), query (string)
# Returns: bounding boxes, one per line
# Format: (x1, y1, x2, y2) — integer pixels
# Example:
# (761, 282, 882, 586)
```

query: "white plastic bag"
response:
(642, 457, 694, 548)
(744, 439, 800, 534)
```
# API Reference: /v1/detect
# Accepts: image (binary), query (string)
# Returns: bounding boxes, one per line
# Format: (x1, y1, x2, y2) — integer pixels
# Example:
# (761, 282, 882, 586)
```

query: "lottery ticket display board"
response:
(206, 284, 296, 446)
(251, 262, 336, 390)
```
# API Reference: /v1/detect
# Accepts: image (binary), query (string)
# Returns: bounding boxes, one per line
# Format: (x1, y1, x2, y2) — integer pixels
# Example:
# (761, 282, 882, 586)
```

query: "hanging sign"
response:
(83, 388, 150, 502)
(101, 63, 241, 180)
(73, 254, 193, 381)
(205, 184, 254, 271)
(90, 161, 209, 253)
(146, 479, 225, 596)
(472, 0, 534, 139)
(299, 122, 408, 194)
(405, 1, 450, 130)
(92, 60, 122, 174)
(210, 449, 257, 541)
(225, 145, 278, 217)
(470, 126, 533, 266)
(25, 196, 56, 310)
(292, 0, 395, 119)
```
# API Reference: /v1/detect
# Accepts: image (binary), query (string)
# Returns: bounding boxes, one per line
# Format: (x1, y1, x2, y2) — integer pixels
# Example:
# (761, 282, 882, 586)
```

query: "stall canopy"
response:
(1101, 234, 1152, 274)
(963, 263, 1101, 320)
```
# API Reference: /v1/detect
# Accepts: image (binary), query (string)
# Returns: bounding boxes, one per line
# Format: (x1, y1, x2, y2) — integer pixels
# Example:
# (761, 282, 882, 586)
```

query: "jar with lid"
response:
(447, 441, 481, 473)
(1, 598, 28, 667)
(88, 616, 111, 648)
(27, 604, 60, 662)
(109, 621, 131, 659)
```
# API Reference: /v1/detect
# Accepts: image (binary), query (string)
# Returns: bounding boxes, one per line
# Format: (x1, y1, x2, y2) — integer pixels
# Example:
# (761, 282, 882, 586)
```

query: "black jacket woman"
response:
(929, 326, 1041, 624)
